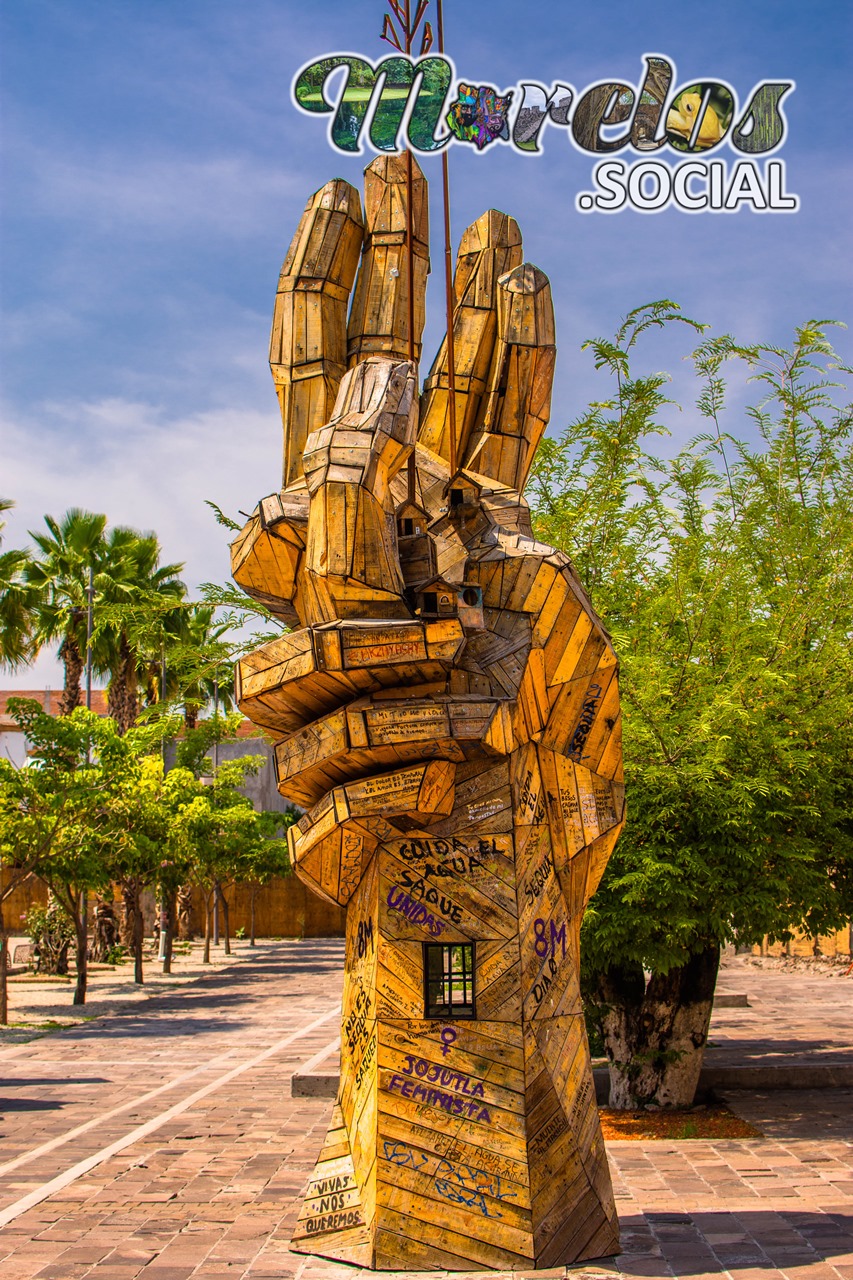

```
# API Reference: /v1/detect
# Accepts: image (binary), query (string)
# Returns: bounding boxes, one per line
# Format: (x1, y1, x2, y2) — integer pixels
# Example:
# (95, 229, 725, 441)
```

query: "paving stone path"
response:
(0, 940, 850, 1280)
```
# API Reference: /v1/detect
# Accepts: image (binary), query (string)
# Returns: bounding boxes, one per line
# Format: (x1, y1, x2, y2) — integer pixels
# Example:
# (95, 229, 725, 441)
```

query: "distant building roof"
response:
(0, 691, 265, 740)
(0, 689, 109, 730)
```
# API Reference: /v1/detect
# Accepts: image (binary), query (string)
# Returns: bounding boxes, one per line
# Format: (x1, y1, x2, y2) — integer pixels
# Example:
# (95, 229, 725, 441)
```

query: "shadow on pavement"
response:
(14, 944, 345, 1043)
(620, 1209, 853, 1272)
(1, 1078, 110, 1087)
(0, 1097, 66, 1111)
(726, 1086, 853, 1140)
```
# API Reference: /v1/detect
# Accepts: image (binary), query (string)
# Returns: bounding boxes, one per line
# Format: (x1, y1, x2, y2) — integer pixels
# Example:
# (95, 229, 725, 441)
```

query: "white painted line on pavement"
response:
(0, 1001, 341, 1179)
(295, 1037, 340, 1075)
(0, 1003, 341, 1229)
(0, 1048, 244, 1179)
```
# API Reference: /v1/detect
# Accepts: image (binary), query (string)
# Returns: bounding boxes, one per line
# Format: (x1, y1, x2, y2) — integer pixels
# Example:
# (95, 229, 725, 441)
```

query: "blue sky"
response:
(2, 0, 851, 687)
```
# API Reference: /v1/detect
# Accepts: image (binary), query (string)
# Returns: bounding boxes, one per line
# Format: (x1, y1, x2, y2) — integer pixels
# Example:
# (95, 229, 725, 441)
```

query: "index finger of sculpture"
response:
(233, 156, 429, 628)
(231, 178, 365, 624)
(270, 179, 365, 492)
(347, 153, 429, 367)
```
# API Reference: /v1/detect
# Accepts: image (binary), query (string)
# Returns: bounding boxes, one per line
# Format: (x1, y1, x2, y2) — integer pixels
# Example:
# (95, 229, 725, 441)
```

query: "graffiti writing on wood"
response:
(566, 683, 603, 761)
(386, 885, 446, 936)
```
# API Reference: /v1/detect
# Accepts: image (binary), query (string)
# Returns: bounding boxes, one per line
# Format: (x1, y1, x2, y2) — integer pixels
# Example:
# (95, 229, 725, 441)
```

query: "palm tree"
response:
(25, 510, 107, 714)
(170, 605, 234, 729)
(0, 499, 36, 670)
(96, 528, 185, 733)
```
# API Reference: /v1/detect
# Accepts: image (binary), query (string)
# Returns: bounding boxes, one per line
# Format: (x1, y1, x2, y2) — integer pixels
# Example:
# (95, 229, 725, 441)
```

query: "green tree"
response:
(104, 750, 196, 981)
(165, 605, 234, 730)
(0, 498, 36, 670)
(0, 702, 163, 1005)
(172, 748, 290, 962)
(25, 509, 107, 714)
(529, 308, 853, 1107)
(94, 527, 185, 733)
(241, 809, 296, 945)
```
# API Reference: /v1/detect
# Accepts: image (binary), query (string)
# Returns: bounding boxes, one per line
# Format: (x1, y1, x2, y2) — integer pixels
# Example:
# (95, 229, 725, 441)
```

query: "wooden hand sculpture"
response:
(231, 154, 624, 1271)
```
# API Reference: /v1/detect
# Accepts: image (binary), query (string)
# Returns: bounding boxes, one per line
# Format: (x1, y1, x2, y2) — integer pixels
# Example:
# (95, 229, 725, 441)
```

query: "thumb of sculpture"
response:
(301, 357, 418, 624)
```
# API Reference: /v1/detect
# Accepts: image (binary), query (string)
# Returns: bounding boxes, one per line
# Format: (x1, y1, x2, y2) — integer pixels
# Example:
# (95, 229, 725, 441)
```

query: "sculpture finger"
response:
(346, 153, 429, 368)
(229, 490, 309, 628)
(419, 210, 522, 467)
(301, 356, 418, 622)
(462, 263, 556, 491)
(271, 179, 364, 490)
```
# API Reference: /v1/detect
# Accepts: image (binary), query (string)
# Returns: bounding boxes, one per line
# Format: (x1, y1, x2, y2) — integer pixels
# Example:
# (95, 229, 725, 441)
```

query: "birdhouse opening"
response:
(457, 581, 485, 630)
(449, 488, 464, 508)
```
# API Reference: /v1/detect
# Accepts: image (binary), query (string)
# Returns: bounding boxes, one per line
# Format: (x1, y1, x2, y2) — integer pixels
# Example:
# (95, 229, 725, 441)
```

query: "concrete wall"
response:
(162, 737, 294, 815)
(208, 738, 294, 814)
(751, 927, 852, 958)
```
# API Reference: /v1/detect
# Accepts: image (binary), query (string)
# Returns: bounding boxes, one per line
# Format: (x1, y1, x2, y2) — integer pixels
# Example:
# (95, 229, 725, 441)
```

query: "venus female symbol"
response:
(230, 152, 625, 1271)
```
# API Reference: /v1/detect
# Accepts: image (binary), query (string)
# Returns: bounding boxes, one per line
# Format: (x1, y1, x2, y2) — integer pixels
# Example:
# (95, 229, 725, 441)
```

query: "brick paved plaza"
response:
(0, 941, 851, 1280)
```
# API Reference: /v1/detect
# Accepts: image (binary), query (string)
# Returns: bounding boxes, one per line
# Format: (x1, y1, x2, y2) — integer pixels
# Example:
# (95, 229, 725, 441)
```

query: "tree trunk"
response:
(213, 881, 220, 945)
(221, 887, 231, 956)
(58, 629, 84, 716)
(0, 900, 8, 1025)
(119, 879, 137, 946)
(72, 895, 88, 1006)
(203, 891, 212, 964)
(184, 704, 199, 731)
(90, 899, 118, 961)
(250, 885, 257, 947)
(162, 887, 175, 974)
(594, 944, 721, 1109)
(131, 881, 144, 984)
(108, 632, 139, 734)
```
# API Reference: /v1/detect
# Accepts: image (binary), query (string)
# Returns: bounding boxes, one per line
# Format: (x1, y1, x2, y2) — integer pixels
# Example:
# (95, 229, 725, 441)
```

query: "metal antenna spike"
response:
(380, 13, 403, 50)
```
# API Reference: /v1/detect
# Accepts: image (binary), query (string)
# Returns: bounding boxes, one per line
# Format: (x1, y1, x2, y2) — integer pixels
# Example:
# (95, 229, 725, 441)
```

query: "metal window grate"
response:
(423, 943, 476, 1019)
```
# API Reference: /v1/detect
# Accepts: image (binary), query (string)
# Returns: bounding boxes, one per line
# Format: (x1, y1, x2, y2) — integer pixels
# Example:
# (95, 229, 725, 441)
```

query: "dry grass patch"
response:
(599, 1103, 762, 1140)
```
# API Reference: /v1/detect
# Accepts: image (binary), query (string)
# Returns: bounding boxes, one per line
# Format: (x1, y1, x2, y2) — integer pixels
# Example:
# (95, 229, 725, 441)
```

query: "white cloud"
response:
(1, 392, 286, 690)
(14, 142, 305, 239)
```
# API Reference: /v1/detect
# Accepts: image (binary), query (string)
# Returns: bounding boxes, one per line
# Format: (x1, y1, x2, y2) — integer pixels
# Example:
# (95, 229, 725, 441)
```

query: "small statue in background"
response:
(90, 899, 119, 962)
(176, 884, 194, 941)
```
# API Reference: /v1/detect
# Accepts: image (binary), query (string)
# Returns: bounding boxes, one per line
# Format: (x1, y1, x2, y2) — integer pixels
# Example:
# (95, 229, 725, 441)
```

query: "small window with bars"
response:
(423, 943, 476, 1019)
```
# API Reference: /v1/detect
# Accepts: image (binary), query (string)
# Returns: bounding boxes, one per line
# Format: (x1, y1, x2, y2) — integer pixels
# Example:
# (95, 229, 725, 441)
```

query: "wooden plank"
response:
(378, 1042, 526, 1130)
(475, 936, 522, 1022)
(379, 1110, 530, 1194)
(380, 837, 519, 942)
(270, 179, 362, 489)
(374, 1203, 532, 1272)
(376, 1167, 532, 1246)
(347, 154, 428, 367)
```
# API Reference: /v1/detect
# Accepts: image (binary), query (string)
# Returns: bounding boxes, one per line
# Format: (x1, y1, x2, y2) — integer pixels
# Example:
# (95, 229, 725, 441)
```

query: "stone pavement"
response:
(709, 958, 853, 1069)
(0, 939, 851, 1280)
